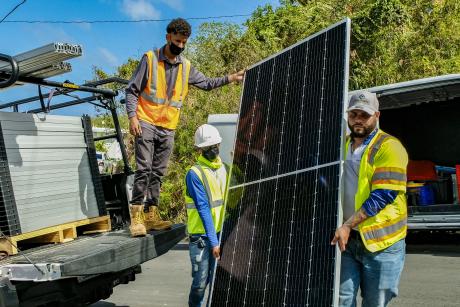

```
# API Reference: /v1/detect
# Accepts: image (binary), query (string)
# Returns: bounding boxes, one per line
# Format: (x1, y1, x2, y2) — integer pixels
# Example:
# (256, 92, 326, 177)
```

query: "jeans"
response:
(339, 237, 406, 307)
(188, 235, 215, 307)
(131, 121, 174, 206)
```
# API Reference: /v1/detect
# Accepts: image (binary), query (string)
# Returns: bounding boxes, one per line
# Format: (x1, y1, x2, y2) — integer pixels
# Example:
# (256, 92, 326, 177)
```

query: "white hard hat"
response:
(194, 124, 222, 148)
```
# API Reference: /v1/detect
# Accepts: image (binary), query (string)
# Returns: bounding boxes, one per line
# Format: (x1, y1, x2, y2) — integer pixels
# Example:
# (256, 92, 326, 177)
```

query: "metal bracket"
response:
(0, 54, 19, 89)
(0, 263, 65, 282)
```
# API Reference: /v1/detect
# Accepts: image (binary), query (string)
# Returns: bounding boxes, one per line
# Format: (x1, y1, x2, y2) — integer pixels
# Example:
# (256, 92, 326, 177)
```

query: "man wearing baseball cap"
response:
(332, 91, 409, 306)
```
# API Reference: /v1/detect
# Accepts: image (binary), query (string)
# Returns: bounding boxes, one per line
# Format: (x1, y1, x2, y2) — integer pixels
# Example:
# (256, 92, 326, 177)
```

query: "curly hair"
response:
(166, 18, 192, 37)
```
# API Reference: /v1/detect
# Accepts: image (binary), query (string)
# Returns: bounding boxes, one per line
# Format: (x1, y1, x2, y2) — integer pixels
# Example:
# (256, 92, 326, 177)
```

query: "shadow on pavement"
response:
(406, 230, 460, 256)
(171, 242, 188, 251)
(91, 302, 129, 307)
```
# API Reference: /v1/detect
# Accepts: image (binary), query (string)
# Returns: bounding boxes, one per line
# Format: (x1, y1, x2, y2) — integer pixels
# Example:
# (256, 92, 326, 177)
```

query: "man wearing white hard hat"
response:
(185, 124, 227, 307)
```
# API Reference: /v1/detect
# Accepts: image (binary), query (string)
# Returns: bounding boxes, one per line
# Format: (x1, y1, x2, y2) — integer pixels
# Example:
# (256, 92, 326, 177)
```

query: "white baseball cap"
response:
(347, 91, 379, 115)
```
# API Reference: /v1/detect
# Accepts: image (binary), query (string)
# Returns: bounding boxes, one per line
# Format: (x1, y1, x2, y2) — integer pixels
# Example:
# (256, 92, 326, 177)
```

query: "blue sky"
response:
(0, 0, 279, 116)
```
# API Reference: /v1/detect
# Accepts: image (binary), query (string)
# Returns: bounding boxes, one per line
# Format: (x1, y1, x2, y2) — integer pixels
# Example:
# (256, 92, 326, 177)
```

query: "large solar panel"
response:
(210, 19, 350, 306)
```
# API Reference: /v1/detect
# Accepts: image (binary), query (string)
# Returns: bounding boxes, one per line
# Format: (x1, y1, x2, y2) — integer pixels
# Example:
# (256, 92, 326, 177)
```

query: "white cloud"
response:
(29, 25, 75, 45)
(98, 48, 119, 66)
(75, 22, 92, 31)
(121, 0, 161, 20)
(159, 0, 184, 11)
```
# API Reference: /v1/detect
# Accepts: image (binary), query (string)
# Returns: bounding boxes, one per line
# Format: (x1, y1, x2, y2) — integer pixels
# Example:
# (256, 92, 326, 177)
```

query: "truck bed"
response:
(0, 224, 186, 281)
(408, 205, 460, 229)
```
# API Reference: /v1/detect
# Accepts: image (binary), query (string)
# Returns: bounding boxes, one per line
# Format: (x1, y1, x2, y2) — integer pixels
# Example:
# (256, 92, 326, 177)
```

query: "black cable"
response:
(37, 85, 47, 113)
(2, 13, 251, 24)
(0, 0, 27, 23)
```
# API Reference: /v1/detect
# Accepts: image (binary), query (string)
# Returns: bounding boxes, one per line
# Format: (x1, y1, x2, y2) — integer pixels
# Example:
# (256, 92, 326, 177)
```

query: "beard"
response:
(348, 122, 375, 138)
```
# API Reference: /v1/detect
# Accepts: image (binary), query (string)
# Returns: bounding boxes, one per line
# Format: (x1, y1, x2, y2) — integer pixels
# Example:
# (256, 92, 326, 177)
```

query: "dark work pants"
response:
(131, 121, 174, 207)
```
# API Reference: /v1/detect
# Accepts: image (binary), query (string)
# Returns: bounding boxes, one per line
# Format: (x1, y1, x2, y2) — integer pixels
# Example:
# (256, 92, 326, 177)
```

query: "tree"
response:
(93, 0, 460, 221)
(287, 0, 460, 88)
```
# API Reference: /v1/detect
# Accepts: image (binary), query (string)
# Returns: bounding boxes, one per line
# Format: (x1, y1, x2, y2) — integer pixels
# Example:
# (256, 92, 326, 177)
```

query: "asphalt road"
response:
(91, 232, 460, 307)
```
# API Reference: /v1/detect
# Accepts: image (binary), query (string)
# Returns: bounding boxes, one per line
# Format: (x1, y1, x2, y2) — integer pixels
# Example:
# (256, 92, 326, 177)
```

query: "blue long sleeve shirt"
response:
(186, 170, 219, 247)
(362, 189, 398, 217)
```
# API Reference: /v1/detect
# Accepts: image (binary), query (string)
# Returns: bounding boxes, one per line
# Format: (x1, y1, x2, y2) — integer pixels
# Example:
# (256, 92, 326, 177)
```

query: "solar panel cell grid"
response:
(211, 19, 350, 307)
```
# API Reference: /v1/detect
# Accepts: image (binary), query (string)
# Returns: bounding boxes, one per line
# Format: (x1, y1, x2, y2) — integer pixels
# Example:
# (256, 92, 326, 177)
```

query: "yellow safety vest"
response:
(345, 129, 408, 252)
(224, 163, 245, 211)
(137, 50, 191, 130)
(185, 162, 227, 235)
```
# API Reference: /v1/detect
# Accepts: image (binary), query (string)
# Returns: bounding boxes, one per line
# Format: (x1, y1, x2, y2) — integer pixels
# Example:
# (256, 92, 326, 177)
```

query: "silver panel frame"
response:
(0, 263, 65, 282)
(334, 17, 351, 307)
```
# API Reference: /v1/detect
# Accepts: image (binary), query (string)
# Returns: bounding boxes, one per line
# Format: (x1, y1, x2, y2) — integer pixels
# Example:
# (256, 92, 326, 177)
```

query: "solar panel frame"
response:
(335, 18, 351, 307)
(210, 18, 351, 307)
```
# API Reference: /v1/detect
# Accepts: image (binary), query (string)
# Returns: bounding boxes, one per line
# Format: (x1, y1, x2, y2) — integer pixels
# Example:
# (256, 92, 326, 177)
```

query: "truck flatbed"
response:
(0, 224, 186, 282)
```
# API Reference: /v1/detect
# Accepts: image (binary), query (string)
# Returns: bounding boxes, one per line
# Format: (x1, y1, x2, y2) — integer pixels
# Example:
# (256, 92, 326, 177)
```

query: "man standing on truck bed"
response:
(125, 18, 244, 236)
(331, 91, 408, 307)
(185, 124, 227, 307)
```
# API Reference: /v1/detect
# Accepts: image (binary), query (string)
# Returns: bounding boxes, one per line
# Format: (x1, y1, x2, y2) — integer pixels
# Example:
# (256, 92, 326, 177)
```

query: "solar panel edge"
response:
(333, 17, 351, 307)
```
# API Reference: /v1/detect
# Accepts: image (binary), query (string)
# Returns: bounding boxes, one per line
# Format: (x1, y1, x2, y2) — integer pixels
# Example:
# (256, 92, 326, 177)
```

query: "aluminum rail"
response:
(27, 62, 72, 78)
(26, 95, 101, 113)
(0, 72, 117, 97)
(0, 77, 128, 110)
(408, 214, 460, 230)
(0, 43, 82, 77)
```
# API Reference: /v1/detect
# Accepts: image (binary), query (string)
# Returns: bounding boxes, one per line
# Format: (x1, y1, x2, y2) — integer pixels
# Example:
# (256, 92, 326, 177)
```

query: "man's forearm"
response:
(125, 92, 138, 118)
(188, 66, 229, 90)
(125, 55, 148, 118)
(343, 207, 369, 229)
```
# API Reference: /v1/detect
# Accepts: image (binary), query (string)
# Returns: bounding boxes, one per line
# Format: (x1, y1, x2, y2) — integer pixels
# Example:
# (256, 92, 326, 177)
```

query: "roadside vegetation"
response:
(92, 0, 460, 222)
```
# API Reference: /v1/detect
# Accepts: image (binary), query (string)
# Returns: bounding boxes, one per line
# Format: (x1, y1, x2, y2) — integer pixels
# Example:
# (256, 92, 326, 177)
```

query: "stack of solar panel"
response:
(0, 112, 105, 236)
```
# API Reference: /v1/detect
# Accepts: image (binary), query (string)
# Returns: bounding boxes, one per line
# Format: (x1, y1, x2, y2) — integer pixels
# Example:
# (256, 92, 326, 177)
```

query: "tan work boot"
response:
(129, 204, 147, 237)
(144, 206, 172, 231)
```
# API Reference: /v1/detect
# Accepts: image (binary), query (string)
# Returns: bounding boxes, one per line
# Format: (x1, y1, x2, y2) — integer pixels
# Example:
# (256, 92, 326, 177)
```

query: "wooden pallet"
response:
(0, 215, 111, 255)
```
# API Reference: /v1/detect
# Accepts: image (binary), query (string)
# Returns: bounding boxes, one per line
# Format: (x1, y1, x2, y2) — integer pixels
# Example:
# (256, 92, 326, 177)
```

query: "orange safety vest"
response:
(137, 50, 191, 130)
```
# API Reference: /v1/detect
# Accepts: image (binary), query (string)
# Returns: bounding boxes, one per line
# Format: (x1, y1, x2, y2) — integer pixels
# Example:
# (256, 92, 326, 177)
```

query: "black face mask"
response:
(203, 146, 219, 161)
(169, 41, 184, 56)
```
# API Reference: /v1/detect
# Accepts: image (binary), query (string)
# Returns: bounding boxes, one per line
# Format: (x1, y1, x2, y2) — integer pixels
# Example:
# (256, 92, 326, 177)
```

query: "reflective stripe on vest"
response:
(140, 92, 184, 108)
(186, 200, 224, 210)
(371, 167, 407, 185)
(140, 50, 187, 109)
(362, 216, 407, 243)
(367, 132, 390, 165)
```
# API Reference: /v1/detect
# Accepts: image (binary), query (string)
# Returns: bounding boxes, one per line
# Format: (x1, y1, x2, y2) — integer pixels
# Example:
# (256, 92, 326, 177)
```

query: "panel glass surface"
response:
(211, 20, 349, 307)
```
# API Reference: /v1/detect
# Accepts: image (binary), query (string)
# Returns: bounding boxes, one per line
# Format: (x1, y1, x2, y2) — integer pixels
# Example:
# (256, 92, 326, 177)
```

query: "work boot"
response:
(129, 204, 147, 237)
(144, 206, 172, 231)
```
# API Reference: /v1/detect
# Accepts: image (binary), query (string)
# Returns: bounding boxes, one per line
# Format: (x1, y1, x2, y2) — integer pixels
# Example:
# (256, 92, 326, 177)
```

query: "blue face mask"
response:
(203, 146, 219, 161)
